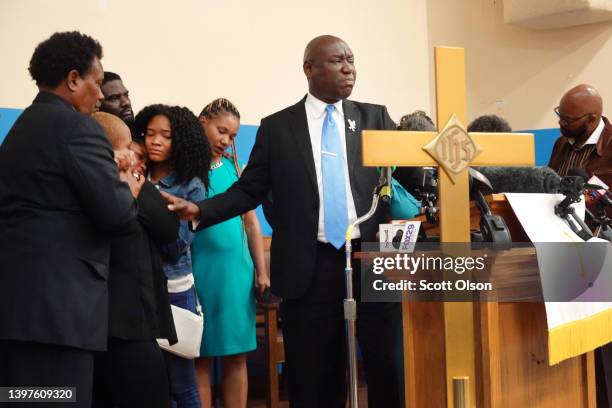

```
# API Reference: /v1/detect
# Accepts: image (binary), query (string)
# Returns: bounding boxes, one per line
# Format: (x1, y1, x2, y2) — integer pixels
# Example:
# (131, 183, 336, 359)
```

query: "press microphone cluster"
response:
(473, 166, 611, 199)
(568, 168, 612, 207)
(568, 168, 612, 240)
(471, 166, 598, 240)
(472, 166, 560, 194)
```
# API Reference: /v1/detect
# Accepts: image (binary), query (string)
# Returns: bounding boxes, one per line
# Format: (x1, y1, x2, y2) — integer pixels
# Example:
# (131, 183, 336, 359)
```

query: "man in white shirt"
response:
(163, 35, 403, 407)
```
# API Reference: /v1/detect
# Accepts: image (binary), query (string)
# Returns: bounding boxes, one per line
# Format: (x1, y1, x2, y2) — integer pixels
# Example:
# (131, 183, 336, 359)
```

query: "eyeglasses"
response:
(554, 106, 593, 125)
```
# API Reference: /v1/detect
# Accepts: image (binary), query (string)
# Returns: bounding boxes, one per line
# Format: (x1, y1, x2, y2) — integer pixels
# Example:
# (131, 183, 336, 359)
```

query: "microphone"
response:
(568, 168, 612, 207)
(415, 167, 439, 225)
(422, 168, 438, 194)
(468, 167, 493, 195)
(568, 169, 612, 241)
(468, 168, 511, 244)
(473, 167, 597, 240)
(378, 167, 393, 203)
(473, 166, 560, 193)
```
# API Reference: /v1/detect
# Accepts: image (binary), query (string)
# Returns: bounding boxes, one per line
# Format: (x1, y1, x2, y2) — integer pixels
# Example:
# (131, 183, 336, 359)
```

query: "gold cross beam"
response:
(362, 47, 534, 407)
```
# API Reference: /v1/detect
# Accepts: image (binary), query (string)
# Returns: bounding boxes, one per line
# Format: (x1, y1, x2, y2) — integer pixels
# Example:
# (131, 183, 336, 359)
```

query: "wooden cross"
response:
(361, 47, 535, 407)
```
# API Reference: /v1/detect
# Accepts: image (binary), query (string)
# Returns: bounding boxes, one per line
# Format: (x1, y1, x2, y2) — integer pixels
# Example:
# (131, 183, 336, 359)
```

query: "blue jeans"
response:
(164, 286, 201, 408)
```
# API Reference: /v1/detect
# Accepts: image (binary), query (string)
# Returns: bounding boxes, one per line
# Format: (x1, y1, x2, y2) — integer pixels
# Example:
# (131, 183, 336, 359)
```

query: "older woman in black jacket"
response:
(92, 112, 179, 408)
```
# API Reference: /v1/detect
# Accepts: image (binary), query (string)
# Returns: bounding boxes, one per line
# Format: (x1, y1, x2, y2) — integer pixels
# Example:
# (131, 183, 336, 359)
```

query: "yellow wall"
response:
(5, 1, 610, 131)
(0, 0, 431, 125)
(426, 0, 612, 130)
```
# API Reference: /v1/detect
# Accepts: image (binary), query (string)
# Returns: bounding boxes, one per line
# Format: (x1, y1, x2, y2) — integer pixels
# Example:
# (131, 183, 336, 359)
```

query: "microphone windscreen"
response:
(569, 168, 609, 192)
(473, 166, 560, 193)
(568, 168, 590, 181)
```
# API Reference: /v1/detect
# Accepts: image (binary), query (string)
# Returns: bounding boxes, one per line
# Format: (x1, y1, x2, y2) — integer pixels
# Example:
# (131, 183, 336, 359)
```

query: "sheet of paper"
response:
(505, 193, 611, 331)
(505, 193, 584, 243)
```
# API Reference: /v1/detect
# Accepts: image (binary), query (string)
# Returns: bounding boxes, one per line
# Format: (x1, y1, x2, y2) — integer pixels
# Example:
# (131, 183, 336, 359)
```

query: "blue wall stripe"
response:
(519, 128, 560, 166)
(0, 108, 23, 145)
(232, 124, 272, 235)
(0, 109, 273, 235)
(0, 107, 562, 235)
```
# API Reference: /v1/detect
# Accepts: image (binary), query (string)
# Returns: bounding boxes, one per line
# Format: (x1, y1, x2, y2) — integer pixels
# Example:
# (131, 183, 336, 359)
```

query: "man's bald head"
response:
(303, 35, 345, 62)
(303, 35, 356, 103)
(557, 84, 603, 142)
(92, 111, 131, 150)
(560, 84, 602, 116)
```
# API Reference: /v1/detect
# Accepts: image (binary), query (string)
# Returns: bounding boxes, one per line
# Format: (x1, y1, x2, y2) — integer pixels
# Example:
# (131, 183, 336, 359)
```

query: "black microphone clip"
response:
(468, 168, 512, 245)
(378, 167, 393, 204)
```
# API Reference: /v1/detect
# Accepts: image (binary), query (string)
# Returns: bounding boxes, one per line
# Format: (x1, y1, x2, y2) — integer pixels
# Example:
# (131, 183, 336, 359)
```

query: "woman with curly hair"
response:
(134, 104, 211, 408)
(191, 98, 270, 407)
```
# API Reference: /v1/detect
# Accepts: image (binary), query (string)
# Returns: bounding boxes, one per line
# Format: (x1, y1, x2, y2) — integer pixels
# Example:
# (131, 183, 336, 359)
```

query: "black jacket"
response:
(195, 97, 396, 299)
(0, 92, 137, 351)
(108, 181, 178, 343)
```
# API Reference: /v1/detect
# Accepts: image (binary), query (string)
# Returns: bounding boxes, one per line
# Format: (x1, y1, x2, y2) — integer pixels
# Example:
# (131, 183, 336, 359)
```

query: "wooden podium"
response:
(360, 46, 600, 407)
(399, 194, 596, 408)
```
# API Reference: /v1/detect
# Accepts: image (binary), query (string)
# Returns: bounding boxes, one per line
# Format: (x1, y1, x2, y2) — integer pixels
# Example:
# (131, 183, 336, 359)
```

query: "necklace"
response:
(210, 160, 224, 170)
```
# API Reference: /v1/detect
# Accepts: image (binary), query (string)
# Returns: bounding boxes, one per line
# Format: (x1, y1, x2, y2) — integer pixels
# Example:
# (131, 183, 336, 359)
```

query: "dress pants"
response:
(280, 242, 404, 408)
(0, 339, 94, 408)
(93, 337, 171, 408)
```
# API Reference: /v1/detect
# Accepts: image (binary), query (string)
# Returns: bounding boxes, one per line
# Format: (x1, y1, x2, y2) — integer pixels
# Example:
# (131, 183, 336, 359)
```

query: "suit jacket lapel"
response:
(343, 99, 361, 177)
(289, 97, 318, 195)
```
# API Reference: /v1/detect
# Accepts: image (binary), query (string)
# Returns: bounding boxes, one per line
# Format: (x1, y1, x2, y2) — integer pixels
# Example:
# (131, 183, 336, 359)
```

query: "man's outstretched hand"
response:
(160, 191, 201, 221)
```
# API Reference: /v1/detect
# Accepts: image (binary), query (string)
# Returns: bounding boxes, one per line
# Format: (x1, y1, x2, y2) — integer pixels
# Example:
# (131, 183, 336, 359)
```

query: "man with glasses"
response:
(549, 83, 612, 407)
(549, 84, 611, 189)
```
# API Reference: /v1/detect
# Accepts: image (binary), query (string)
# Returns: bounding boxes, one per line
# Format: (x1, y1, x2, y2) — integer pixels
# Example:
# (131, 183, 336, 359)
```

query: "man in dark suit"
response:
(164, 35, 404, 407)
(0, 31, 141, 408)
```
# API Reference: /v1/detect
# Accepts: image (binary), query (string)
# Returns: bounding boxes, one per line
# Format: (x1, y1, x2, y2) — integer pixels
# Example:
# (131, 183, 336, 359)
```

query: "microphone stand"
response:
(468, 168, 512, 245)
(343, 169, 390, 408)
(554, 191, 594, 241)
(420, 169, 439, 225)
(588, 203, 612, 241)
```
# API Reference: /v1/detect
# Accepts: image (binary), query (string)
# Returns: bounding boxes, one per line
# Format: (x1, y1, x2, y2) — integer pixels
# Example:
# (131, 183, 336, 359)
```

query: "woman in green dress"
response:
(191, 98, 270, 408)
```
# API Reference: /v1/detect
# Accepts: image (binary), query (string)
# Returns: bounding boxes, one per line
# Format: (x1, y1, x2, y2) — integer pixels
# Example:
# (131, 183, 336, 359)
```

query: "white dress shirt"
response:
(305, 93, 360, 242)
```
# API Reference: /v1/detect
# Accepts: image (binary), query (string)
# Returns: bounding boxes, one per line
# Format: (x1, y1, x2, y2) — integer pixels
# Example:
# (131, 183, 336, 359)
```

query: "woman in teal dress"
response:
(191, 98, 269, 408)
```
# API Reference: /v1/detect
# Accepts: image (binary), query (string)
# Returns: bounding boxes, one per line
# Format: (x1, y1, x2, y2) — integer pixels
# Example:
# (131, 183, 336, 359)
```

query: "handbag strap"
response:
(193, 285, 202, 316)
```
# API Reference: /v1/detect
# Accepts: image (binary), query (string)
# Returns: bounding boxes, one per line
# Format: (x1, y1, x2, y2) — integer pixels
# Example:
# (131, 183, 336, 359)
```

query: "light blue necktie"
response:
(321, 104, 348, 249)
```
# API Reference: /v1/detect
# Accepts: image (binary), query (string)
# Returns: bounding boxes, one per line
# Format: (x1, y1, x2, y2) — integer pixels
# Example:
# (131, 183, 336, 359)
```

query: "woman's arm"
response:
(244, 209, 270, 298)
(159, 177, 207, 263)
(137, 181, 179, 244)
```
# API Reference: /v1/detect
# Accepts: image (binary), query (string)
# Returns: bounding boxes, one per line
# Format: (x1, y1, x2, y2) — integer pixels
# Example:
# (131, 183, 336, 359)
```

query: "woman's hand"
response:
(114, 149, 135, 172)
(119, 167, 145, 198)
(255, 270, 271, 302)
